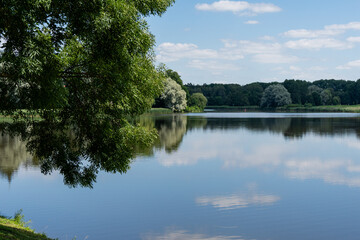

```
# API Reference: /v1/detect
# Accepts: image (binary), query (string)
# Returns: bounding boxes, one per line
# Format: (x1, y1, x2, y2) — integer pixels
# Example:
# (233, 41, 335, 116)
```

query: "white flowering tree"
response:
(161, 78, 187, 112)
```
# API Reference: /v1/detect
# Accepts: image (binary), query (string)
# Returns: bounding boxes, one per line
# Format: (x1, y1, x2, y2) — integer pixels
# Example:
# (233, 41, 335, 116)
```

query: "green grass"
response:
(206, 105, 260, 110)
(204, 105, 360, 113)
(0, 213, 55, 240)
(146, 108, 173, 114)
(185, 106, 204, 113)
(280, 104, 360, 113)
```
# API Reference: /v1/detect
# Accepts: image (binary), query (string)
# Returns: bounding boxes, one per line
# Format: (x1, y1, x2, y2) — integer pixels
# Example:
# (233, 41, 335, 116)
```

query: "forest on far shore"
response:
(186, 79, 360, 107)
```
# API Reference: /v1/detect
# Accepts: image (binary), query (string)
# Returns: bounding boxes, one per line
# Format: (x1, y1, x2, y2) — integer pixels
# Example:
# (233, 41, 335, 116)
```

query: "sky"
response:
(147, 0, 360, 85)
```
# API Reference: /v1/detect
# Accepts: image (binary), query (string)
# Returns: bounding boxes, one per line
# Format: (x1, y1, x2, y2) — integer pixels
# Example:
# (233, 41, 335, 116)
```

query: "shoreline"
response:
(0, 215, 55, 240)
(204, 105, 360, 113)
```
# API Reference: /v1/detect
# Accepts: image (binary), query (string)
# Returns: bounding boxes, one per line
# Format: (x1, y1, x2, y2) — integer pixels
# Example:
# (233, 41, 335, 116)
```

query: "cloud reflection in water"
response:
(142, 229, 248, 240)
(196, 193, 280, 210)
(150, 114, 360, 188)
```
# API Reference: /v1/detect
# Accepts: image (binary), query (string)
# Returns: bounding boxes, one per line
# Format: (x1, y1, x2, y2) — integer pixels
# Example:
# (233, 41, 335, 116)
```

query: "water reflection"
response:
(141, 114, 360, 150)
(143, 229, 245, 240)
(196, 193, 280, 210)
(2, 113, 360, 239)
(284, 157, 360, 187)
(0, 134, 34, 182)
(139, 113, 360, 188)
(194, 116, 360, 139)
(0, 119, 158, 187)
(2, 113, 360, 187)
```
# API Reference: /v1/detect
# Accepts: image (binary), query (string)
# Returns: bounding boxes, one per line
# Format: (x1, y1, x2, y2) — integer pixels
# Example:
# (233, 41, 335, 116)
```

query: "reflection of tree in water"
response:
(139, 115, 360, 158)
(195, 117, 360, 140)
(3, 114, 360, 187)
(199, 117, 292, 134)
(0, 114, 189, 187)
(138, 115, 189, 155)
(155, 115, 187, 153)
(0, 120, 156, 188)
(186, 117, 208, 132)
(261, 118, 291, 134)
(283, 118, 360, 139)
(0, 134, 34, 182)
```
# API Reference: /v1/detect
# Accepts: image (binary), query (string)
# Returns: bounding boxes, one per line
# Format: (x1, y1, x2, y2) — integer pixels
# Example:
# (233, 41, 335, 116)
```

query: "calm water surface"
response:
(2, 112, 360, 239)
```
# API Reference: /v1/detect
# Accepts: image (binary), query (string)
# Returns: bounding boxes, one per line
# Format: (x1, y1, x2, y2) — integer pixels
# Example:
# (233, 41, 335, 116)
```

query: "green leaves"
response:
(261, 84, 292, 108)
(132, 0, 175, 16)
(0, 0, 174, 187)
(189, 93, 207, 110)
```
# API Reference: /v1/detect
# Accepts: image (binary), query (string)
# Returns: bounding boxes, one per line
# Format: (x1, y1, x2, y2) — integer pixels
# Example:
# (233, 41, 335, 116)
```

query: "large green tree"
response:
(0, 0, 175, 187)
(188, 93, 207, 110)
(260, 84, 292, 108)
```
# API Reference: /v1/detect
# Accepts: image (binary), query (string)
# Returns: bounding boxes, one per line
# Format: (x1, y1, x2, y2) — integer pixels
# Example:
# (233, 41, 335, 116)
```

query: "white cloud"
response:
(195, 1, 281, 16)
(157, 40, 297, 65)
(337, 59, 360, 70)
(156, 39, 300, 73)
(347, 36, 360, 42)
(244, 20, 259, 25)
(196, 193, 280, 210)
(285, 38, 353, 50)
(157, 42, 244, 63)
(259, 35, 275, 41)
(289, 65, 301, 71)
(326, 22, 360, 31)
(157, 43, 219, 62)
(221, 40, 298, 63)
(189, 59, 240, 71)
(283, 22, 360, 38)
(309, 66, 327, 71)
(252, 53, 299, 64)
(283, 29, 343, 38)
(222, 39, 282, 54)
(275, 67, 340, 82)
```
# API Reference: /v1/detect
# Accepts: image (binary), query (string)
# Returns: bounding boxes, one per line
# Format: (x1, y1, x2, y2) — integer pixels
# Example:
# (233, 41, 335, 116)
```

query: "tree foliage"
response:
(0, 0, 174, 187)
(260, 84, 292, 108)
(283, 80, 309, 105)
(320, 89, 333, 105)
(188, 93, 207, 110)
(160, 78, 187, 112)
(186, 79, 360, 107)
(186, 82, 267, 106)
(165, 68, 190, 99)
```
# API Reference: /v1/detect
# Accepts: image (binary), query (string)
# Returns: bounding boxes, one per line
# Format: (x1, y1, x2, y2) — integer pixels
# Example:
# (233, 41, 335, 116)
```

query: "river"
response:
(1, 112, 360, 239)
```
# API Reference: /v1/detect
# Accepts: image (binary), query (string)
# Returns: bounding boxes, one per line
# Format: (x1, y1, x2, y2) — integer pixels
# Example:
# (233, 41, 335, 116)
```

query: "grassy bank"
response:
(205, 106, 260, 111)
(147, 108, 173, 114)
(279, 104, 360, 113)
(148, 107, 206, 113)
(204, 105, 360, 113)
(0, 213, 55, 240)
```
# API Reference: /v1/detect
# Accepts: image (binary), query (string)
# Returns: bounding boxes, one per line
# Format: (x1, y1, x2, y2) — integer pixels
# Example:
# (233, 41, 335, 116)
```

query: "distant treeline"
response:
(186, 79, 360, 106)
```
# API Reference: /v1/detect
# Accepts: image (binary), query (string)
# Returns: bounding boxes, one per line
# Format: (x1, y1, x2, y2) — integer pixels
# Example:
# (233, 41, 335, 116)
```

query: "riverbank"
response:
(204, 105, 360, 113)
(0, 215, 54, 240)
(279, 104, 360, 113)
(147, 108, 173, 114)
(206, 106, 260, 111)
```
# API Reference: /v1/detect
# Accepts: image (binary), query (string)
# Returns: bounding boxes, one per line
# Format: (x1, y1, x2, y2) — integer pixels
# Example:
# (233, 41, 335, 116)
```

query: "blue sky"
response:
(148, 0, 360, 85)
